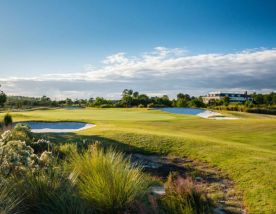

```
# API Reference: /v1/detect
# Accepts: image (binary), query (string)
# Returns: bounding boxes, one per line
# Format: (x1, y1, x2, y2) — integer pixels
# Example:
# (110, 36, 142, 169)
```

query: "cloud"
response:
(1, 47, 276, 99)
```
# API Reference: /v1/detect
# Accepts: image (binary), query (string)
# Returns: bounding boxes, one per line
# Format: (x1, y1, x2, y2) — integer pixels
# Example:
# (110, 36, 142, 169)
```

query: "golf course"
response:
(2, 108, 275, 213)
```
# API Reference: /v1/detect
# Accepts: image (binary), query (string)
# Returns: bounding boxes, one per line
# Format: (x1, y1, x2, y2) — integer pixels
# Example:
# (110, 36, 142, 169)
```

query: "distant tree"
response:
(121, 89, 133, 107)
(0, 85, 7, 107)
(133, 91, 139, 98)
(244, 100, 253, 108)
(176, 98, 187, 107)
(189, 98, 205, 108)
(3, 113, 13, 129)
(65, 98, 73, 106)
(272, 93, 276, 105)
(177, 93, 190, 101)
(252, 93, 264, 105)
(176, 93, 190, 107)
(263, 93, 273, 105)
(137, 94, 149, 106)
(223, 96, 230, 106)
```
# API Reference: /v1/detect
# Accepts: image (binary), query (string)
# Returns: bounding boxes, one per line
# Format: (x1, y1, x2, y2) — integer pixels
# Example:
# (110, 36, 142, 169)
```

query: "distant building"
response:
(202, 91, 250, 104)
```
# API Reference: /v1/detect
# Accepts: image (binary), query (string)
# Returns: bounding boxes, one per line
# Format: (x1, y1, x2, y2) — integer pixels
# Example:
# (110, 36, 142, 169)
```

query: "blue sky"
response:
(0, 0, 276, 98)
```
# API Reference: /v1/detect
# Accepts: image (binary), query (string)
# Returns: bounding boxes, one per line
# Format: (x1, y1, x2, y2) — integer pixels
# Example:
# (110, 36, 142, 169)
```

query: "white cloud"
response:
(1, 47, 276, 99)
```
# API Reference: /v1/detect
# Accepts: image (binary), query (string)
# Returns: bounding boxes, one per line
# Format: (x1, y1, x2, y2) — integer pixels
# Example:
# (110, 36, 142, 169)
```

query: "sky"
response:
(0, 0, 276, 99)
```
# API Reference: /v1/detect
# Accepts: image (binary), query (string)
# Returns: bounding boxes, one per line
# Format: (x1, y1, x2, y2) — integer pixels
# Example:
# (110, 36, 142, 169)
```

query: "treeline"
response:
(2, 89, 206, 109)
(1, 86, 276, 112)
(0, 86, 201, 109)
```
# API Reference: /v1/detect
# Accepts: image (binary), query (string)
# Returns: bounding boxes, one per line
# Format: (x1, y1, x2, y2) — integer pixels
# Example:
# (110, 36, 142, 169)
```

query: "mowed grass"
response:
(1, 108, 276, 213)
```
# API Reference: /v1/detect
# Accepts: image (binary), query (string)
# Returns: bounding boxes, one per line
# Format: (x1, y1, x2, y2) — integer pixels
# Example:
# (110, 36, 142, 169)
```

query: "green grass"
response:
(1, 108, 276, 213)
(68, 143, 149, 213)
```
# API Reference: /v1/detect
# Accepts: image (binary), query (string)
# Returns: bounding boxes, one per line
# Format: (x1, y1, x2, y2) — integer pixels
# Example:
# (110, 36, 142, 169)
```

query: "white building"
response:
(202, 91, 250, 104)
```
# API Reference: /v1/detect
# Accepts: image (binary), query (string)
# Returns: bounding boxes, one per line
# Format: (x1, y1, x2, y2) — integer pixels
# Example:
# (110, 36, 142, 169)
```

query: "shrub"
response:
(159, 174, 212, 214)
(3, 114, 12, 129)
(13, 123, 31, 133)
(138, 104, 145, 108)
(147, 103, 155, 108)
(100, 104, 113, 108)
(12, 123, 52, 153)
(68, 143, 150, 213)
(30, 139, 52, 154)
(0, 131, 53, 177)
(11, 123, 32, 144)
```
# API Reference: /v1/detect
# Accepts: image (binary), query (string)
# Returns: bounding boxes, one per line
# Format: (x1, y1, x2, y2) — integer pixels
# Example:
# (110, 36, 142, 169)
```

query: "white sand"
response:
(197, 110, 239, 120)
(197, 110, 222, 118)
(150, 185, 166, 195)
(31, 123, 96, 133)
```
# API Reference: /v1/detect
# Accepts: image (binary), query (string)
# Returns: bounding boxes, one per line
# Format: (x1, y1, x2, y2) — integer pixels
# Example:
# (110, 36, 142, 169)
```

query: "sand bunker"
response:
(197, 110, 238, 120)
(18, 122, 95, 133)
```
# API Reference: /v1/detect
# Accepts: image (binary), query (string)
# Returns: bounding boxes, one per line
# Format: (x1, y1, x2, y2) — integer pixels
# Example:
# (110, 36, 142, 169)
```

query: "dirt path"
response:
(130, 153, 246, 214)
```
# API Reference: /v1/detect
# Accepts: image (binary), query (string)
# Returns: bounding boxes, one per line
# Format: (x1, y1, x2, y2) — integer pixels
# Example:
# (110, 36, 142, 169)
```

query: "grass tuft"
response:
(69, 142, 150, 213)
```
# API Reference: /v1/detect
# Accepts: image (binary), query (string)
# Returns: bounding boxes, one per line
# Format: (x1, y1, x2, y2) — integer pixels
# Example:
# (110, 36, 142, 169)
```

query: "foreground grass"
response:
(1, 108, 276, 213)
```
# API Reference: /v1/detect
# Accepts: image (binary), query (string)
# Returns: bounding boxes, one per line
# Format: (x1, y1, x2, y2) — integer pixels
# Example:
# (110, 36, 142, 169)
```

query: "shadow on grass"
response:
(34, 132, 156, 156)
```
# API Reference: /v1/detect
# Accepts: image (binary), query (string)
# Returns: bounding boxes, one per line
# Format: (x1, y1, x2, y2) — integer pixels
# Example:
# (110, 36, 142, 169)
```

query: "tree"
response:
(0, 85, 7, 107)
(65, 98, 73, 106)
(137, 94, 149, 106)
(133, 91, 139, 98)
(272, 93, 276, 105)
(3, 113, 13, 129)
(176, 98, 187, 107)
(121, 89, 133, 107)
(176, 93, 190, 107)
(223, 96, 230, 106)
(177, 93, 190, 101)
(189, 98, 205, 108)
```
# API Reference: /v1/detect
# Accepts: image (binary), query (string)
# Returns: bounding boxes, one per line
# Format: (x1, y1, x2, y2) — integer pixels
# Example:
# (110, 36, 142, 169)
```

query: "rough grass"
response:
(1, 108, 276, 213)
(0, 180, 22, 214)
(13, 169, 89, 214)
(68, 143, 150, 213)
(159, 174, 212, 214)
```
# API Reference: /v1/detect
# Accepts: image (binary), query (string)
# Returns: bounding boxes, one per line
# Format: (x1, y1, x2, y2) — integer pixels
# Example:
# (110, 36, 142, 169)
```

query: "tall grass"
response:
(68, 142, 150, 213)
(0, 179, 22, 214)
(13, 168, 89, 214)
(159, 174, 212, 214)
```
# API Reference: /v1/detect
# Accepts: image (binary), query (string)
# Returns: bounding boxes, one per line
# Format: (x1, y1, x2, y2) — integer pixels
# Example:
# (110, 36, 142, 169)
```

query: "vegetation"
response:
(3, 114, 12, 129)
(68, 142, 150, 213)
(0, 179, 22, 214)
(159, 174, 212, 214)
(2, 89, 206, 109)
(2, 86, 276, 116)
(13, 168, 89, 214)
(0, 85, 7, 108)
(2, 108, 275, 213)
(0, 112, 222, 214)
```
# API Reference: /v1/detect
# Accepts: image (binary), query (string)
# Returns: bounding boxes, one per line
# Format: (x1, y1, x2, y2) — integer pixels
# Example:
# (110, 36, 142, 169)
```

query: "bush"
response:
(159, 174, 212, 214)
(30, 139, 52, 154)
(138, 104, 145, 108)
(147, 103, 155, 108)
(11, 123, 32, 144)
(68, 143, 150, 213)
(99, 104, 113, 108)
(3, 114, 12, 128)
(0, 131, 53, 177)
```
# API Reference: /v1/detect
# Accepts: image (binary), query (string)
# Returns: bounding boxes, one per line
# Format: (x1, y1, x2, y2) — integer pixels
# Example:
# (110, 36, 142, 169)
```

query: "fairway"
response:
(1, 108, 276, 213)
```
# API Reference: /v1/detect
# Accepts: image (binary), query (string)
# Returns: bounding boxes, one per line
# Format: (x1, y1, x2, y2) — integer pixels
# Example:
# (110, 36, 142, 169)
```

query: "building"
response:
(202, 91, 250, 104)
